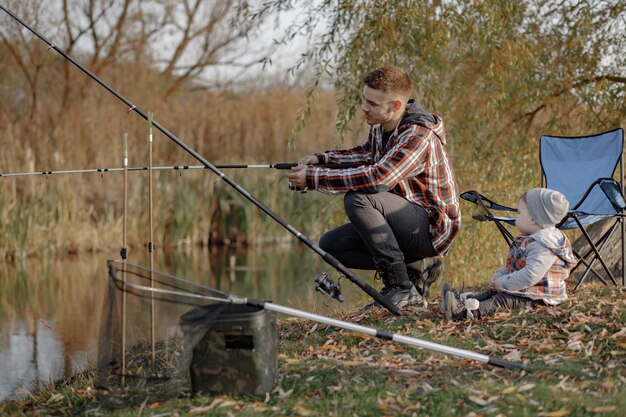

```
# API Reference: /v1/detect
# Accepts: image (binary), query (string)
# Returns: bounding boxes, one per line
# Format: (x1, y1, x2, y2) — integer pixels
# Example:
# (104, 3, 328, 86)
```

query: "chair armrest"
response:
(600, 178, 626, 212)
(570, 177, 626, 212)
(460, 190, 516, 212)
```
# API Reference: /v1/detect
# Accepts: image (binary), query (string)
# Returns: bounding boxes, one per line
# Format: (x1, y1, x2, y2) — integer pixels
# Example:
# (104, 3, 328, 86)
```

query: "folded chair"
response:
(461, 128, 626, 291)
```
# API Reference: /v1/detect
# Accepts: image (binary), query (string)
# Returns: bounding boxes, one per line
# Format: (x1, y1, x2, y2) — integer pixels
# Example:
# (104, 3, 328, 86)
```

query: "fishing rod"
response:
(108, 260, 525, 370)
(0, 162, 356, 178)
(147, 113, 157, 366)
(0, 6, 402, 316)
(120, 133, 129, 385)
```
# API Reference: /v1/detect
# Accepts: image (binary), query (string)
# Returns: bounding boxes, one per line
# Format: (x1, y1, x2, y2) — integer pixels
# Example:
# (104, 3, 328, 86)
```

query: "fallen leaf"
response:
(468, 396, 488, 406)
(218, 400, 239, 408)
(292, 404, 314, 416)
(586, 406, 617, 413)
(503, 349, 522, 362)
(517, 383, 536, 392)
(189, 405, 214, 415)
(277, 386, 294, 398)
(538, 407, 574, 417)
(501, 386, 517, 394)
(45, 393, 64, 405)
(610, 327, 626, 339)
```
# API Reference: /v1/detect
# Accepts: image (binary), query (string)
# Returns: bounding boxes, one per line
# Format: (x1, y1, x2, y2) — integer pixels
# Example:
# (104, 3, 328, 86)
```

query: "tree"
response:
(249, 0, 626, 277)
(0, 0, 270, 121)
(253, 0, 626, 149)
(0, 1, 52, 120)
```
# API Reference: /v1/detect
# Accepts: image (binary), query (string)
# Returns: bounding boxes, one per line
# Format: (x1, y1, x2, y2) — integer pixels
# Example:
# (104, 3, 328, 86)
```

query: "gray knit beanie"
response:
(526, 188, 569, 227)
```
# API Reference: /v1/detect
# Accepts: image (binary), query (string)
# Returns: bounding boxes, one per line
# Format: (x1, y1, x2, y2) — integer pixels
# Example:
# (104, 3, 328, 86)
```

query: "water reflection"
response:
(0, 245, 374, 400)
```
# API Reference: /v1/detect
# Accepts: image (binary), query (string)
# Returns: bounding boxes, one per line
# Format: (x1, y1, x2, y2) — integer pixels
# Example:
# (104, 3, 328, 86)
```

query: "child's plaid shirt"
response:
(501, 234, 575, 304)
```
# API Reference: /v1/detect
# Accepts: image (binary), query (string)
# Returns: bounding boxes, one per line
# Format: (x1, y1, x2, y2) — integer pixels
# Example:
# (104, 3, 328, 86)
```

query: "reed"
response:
(0, 61, 345, 255)
(0, 58, 616, 283)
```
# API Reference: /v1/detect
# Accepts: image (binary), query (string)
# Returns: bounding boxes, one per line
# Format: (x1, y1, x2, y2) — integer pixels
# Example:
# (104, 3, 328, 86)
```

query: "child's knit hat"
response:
(526, 188, 569, 227)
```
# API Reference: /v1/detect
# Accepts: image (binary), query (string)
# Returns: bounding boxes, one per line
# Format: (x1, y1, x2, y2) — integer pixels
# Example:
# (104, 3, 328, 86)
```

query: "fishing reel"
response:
(314, 272, 344, 305)
(288, 181, 308, 193)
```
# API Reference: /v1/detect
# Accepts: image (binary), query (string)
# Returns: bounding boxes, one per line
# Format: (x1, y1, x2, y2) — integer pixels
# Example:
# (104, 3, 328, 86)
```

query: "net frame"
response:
(97, 260, 230, 407)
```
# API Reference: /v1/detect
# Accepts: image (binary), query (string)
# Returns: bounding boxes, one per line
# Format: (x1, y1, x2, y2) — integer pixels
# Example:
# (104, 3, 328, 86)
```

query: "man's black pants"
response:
(319, 191, 436, 271)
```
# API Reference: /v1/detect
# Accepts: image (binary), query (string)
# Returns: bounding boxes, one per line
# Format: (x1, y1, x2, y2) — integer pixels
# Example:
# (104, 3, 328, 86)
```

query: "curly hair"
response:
(363, 66, 413, 96)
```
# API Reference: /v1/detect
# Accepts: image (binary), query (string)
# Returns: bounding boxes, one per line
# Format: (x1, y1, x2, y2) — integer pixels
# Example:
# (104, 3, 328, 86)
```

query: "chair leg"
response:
(619, 217, 626, 287)
(622, 218, 625, 286)
(574, 255, 609, 292)
(572, 215, 619, 286)
(571, 248, 609, 288)
(571, 225, 618, 291)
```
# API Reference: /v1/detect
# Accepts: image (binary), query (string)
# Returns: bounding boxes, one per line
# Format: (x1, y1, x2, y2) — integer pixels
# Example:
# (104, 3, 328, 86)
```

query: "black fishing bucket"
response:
(182, 303, 278, 396)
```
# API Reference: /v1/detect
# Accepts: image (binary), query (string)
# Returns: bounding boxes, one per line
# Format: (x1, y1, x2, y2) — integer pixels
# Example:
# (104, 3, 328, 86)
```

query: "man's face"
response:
(360, 86, 397, 126)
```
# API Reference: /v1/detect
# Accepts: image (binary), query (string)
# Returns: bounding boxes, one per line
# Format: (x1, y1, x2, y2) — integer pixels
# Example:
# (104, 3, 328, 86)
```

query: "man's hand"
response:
(298, 154, 319, 166)
(287, 165, 307, 189)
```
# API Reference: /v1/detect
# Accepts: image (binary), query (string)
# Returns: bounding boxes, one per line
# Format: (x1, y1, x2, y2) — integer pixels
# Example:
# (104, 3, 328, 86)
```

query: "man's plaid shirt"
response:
(305, 113, 461, 255)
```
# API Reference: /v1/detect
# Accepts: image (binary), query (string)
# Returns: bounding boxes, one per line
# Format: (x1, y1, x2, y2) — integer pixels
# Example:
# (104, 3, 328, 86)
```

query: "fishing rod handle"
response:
(274, 162, 363, 170)
(273, 163, 298, 169)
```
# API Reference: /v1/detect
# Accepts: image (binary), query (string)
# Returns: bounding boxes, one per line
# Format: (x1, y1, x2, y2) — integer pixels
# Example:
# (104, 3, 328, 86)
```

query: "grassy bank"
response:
(1, 285, 624, 416)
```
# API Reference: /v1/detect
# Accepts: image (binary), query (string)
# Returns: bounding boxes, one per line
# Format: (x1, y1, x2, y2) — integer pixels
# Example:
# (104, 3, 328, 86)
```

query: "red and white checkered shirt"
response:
(305, 114, 461, 255)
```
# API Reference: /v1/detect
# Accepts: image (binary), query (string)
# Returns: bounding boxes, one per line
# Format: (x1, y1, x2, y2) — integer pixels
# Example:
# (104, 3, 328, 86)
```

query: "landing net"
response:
(97, 260, 228, 407)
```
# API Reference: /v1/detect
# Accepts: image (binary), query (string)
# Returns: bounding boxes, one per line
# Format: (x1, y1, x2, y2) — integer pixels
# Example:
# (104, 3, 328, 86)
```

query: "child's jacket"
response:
(492, 227, 576, 304)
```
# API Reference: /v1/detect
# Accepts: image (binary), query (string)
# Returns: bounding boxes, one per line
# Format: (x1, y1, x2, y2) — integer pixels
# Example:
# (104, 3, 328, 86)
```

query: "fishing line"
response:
(0, 5, 402, 316)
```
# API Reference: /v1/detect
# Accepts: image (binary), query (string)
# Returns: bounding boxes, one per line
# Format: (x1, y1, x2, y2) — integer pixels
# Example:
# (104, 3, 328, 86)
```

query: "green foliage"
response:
(258, 0, 625, 137)
(248, 0, 626, 278)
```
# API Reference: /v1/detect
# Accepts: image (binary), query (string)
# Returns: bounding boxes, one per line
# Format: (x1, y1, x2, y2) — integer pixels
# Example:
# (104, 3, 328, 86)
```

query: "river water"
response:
(0, 246, 374, 401)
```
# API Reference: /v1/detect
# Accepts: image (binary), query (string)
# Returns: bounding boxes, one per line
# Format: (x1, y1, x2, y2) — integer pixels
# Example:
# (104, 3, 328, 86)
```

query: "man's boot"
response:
(378, 260, 421, 308)
(362, 260, 421, 310)
(406, 257, 443, 298)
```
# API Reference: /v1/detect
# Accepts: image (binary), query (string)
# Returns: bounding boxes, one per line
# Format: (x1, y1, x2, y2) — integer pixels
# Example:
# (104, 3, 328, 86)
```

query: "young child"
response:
(441, 188, 576, 320)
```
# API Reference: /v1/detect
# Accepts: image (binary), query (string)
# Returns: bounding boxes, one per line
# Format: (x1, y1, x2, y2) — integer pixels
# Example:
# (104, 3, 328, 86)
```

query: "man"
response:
(287, 66, 460, 308)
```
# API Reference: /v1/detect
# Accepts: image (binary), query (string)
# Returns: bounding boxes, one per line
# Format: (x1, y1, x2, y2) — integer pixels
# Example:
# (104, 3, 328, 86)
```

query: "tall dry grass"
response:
(1, 55, 621, 284)
(0, 60, 349, 258)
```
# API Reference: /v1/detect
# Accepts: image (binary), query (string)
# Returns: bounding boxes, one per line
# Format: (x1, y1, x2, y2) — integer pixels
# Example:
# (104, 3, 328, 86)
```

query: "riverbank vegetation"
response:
(1, 2, 625, 410)
(0, 286, 623, 416)
(1, 0, 625, 282)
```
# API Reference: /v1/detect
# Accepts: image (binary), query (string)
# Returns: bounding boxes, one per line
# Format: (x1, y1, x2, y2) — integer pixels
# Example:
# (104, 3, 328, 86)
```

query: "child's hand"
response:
(488, 275, 498, 291)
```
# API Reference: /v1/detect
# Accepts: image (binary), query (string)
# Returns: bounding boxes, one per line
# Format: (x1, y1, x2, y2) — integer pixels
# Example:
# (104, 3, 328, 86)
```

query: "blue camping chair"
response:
(461, 128, 626, 291)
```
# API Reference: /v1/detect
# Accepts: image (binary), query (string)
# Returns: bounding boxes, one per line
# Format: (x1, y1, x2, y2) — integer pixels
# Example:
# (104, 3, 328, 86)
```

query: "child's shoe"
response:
(444, 288, 466, 320)
(440, 283, 452, 314)
(441, 283, 479, 320)
(440, 283, 460, 316)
